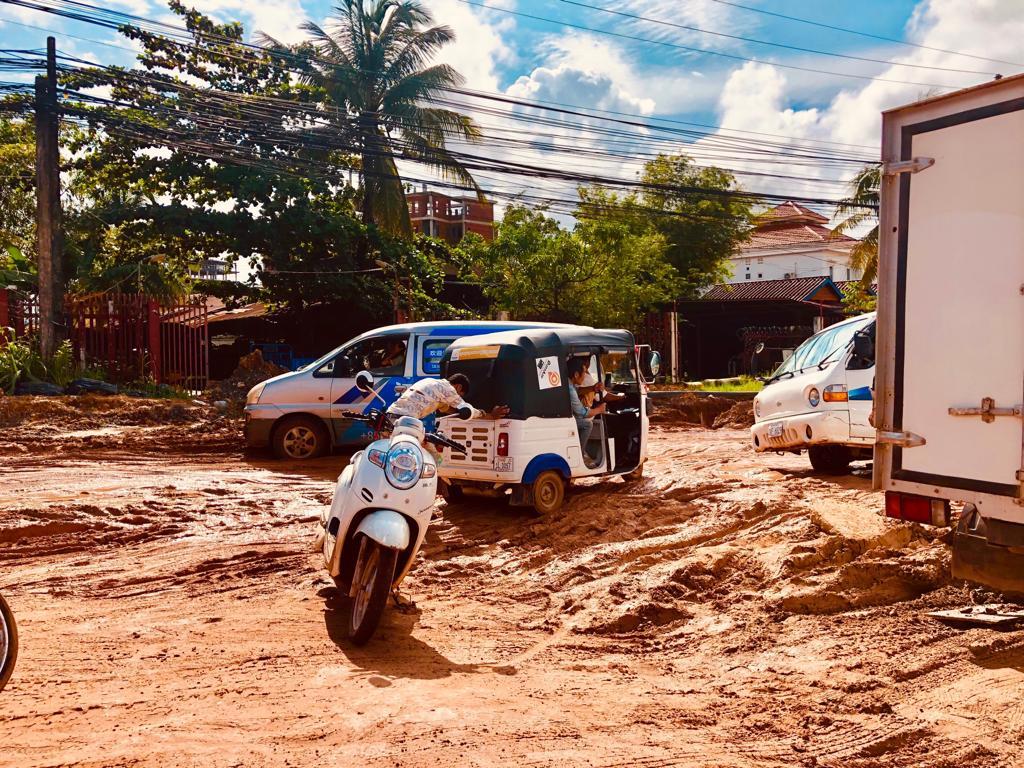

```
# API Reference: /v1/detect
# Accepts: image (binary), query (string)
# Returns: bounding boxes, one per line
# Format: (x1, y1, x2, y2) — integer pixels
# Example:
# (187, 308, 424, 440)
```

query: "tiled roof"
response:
(702, 276, 842, 303)
(759, 201, 829, 223)
(743, 222, 856, 250)
(834, 280, 878, 296)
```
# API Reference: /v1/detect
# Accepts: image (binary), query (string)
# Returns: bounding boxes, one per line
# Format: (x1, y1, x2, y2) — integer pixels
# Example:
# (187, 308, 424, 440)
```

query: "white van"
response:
(751, 312, 875, 474)
(244, 320, 568, 459)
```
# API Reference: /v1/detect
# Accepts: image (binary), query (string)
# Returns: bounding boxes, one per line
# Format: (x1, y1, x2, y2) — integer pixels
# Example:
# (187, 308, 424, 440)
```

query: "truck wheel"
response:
(273, 415, 329, 460)
(0, 593, 17, 693)
(348, 537, 398, 646)
(440, 482, 466, 505)
(808, 445, 852, 475)
(532, 470, 566, 515)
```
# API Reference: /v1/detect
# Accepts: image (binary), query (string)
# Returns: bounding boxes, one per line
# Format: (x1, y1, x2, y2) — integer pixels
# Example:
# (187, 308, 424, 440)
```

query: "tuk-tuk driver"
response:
(387, 373, 509, 423)
(568, 359, 606, 461)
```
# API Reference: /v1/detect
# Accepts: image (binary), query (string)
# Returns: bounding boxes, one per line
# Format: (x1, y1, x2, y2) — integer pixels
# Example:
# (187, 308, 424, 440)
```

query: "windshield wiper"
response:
(764, 370, 795, 386)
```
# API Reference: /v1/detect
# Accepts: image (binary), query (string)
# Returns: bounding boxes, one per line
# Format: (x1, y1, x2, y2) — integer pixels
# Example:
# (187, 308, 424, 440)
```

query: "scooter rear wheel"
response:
(0, 593, 18, 693)
(348, 537, 398, 646)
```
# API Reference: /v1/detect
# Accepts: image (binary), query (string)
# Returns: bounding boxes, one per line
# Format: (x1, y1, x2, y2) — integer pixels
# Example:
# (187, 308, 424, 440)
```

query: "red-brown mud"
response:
(1, 398, 1021, 767)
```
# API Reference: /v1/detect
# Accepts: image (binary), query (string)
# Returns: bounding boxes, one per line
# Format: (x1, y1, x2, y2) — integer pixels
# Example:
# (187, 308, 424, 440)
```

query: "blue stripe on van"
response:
(849, 386, 873, 401)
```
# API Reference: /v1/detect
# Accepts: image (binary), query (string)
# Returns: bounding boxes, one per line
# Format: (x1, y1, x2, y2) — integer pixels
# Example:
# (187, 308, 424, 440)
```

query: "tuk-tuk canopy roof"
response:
(445, 327, 635, 358)
(442, 327, 636, 419)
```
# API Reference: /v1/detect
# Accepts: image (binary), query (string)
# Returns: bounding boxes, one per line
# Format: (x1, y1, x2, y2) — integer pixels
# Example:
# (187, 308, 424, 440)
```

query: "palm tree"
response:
(266, 1, 482, 237)
(832, 164, 880, 286)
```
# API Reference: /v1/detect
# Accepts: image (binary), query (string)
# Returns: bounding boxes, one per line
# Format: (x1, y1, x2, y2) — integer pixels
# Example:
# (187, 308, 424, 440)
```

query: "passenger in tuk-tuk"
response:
(568, 359, 607, 465)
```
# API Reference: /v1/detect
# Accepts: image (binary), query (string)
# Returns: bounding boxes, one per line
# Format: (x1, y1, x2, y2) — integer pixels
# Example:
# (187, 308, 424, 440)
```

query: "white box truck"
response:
(875, 72, 1024, 594)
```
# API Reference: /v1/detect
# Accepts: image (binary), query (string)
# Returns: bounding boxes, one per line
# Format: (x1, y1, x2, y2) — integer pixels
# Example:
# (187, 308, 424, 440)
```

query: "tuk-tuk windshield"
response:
(600, 349, 638, 388)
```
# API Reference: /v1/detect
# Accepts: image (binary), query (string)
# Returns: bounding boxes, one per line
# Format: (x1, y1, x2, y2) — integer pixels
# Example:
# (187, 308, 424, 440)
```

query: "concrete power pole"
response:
(34, 36, 63, 359)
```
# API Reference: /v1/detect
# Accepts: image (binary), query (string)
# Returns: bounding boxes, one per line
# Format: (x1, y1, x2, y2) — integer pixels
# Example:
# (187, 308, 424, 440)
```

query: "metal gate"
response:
(67, 293, 208, 390)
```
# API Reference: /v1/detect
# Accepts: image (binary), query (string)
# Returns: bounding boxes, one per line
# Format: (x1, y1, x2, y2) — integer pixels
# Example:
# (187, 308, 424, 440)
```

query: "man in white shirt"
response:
(387, 373, 508, 422)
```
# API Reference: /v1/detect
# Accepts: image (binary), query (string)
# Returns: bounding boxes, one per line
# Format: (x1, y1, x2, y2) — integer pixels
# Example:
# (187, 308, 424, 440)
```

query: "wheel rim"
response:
(537, 477, 559, 510)
(283, 426, 317, 459)
(0, 603, 9, 672)
(351, 542, 380, 631)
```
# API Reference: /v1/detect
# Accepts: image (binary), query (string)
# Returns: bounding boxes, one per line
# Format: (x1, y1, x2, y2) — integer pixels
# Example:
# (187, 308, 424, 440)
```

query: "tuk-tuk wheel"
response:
(440, 481, 466, 505)
(532, 471, 565, 515)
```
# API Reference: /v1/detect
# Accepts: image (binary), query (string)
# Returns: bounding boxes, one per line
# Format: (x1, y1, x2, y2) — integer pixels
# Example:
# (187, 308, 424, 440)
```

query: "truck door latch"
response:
(877, 430, 926, 447)
(882, 157, 935, 175)
(948, 397, 1023, 423)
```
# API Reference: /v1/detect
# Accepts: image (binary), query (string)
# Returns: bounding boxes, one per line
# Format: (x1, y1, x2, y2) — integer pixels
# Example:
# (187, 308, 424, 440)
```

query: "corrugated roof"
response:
(702, 276, 842, 303)
(744, 223, 856, 250)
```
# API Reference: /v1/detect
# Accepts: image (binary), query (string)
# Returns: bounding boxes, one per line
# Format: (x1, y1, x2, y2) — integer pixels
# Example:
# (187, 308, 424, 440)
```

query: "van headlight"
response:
(246, 382, 266, 406)
(753, 397, 761, 419)
(808, 388, 820, 408)
(384, 443, 423, 489)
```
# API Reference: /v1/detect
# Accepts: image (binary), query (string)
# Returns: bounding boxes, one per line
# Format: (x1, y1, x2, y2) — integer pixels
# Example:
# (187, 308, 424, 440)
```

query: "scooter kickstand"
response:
(391, 589, 416, 612)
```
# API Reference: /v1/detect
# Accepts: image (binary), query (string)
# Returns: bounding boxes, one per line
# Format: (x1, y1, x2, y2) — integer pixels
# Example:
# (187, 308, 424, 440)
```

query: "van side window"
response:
(312, 335, 409, 378)
(421, 339, 451, 375)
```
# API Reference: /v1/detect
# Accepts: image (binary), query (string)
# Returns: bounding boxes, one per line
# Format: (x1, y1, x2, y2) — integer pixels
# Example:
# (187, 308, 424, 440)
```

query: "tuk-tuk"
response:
(437, 328, 657, 514)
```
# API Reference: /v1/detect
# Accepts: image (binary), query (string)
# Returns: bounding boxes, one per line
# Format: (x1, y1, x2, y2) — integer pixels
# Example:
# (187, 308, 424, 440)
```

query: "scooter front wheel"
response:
(0, 593, 18, 692)
(348, 537, 398, 646)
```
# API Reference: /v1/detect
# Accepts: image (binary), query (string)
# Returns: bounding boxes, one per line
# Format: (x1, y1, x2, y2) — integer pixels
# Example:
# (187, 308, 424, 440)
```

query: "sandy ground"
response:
(1, 400, 1023, 767)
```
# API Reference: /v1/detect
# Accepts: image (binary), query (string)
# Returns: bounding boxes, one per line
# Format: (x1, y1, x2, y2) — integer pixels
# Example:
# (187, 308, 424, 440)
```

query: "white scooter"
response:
(316, 371, 469, 645)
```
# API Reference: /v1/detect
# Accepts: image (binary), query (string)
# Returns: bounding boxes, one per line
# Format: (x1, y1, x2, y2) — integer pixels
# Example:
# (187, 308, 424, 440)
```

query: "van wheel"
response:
(273, 415, 329, 460)
(532, 471, 565, 515)
(808, 445, 852, 475)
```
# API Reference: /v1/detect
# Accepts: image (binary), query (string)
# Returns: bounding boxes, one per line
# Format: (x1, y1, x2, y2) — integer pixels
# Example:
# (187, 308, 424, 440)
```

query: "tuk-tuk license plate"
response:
(767, 422, 784, 438)
(493, 457, 514, 472)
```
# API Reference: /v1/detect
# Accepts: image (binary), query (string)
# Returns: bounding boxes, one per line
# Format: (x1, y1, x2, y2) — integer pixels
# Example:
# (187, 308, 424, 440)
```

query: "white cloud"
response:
(423, 0, 515, 93)
(186, 0, 309, 44)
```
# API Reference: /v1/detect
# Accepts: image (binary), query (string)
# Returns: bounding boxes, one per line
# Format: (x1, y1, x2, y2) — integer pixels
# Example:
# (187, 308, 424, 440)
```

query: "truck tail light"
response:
(823, 384, 848, 402)
(885, 491, 950, 526)
(497, 432, 509, 457)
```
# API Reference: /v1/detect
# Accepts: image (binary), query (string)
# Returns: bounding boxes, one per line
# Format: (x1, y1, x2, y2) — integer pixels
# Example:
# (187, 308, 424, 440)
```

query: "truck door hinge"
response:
(877, 430, 926, 448)
(948, 397, 1022, 423)
(882, 157, 935, 175)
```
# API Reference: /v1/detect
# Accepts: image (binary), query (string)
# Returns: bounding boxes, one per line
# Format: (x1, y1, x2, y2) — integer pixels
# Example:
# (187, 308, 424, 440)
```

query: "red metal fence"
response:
(1, 290, 209, 390)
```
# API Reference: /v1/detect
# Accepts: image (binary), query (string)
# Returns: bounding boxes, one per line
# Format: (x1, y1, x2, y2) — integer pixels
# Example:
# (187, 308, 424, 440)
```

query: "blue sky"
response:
(2, 0, 1022, 211)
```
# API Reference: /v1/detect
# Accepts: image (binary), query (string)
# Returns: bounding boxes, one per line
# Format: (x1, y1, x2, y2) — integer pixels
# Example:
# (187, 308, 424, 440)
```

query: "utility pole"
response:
(35, 36, 63, 359)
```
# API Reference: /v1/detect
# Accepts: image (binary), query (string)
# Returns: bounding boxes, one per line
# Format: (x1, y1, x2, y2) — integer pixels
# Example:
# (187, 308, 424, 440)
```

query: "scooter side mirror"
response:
(457, 406, 472, 420)
(355, 370, 374, 392)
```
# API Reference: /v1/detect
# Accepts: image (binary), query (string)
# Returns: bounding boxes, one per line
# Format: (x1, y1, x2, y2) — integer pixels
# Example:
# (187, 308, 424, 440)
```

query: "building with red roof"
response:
(728, 201, 861, 284)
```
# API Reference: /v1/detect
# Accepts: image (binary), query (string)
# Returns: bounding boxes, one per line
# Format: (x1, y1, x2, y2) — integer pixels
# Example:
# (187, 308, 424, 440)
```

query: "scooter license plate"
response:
(493, 457, 514, 473)
(767, 422, 784, 438)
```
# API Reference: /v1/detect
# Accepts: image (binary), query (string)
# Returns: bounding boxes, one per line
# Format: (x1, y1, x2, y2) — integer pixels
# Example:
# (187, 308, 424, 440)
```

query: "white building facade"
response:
(727, 202, 862, 284)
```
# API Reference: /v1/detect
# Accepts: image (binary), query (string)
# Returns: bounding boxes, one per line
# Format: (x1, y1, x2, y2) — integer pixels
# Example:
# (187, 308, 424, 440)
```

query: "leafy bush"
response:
(0, 328, 45, 392)
(48, 340, 75, 387)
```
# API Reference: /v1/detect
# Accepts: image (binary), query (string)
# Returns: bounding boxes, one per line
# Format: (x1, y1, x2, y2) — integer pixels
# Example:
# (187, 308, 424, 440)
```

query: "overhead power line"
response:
(458, 0, 966, 90)
(553, 0, 1001, 76)
(706, 0, 1024, 69)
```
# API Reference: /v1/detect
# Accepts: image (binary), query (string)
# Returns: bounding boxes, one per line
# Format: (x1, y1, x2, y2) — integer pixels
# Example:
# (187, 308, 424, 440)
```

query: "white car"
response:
(751, 313, 875, 474)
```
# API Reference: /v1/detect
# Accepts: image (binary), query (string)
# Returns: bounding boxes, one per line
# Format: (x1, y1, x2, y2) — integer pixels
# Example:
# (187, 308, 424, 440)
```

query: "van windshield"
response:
(770, 316, 873, 380)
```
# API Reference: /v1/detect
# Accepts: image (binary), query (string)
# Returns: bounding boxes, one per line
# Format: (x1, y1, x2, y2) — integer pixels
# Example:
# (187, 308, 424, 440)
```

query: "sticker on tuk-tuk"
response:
(536, 356, 562, 390)
(451, 344, 501, 361)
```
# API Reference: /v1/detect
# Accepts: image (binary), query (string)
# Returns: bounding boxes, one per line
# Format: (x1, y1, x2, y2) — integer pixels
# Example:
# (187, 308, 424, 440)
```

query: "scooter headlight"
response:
(384, 442, 423, 490)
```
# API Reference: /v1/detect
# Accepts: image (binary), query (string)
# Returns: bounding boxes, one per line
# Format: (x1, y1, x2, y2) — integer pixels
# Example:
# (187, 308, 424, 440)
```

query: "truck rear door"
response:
(875, 74, 1024, 524)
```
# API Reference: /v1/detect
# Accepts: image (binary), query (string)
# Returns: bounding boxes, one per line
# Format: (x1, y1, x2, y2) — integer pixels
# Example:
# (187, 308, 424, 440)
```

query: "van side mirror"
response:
(355, 370, 374, 392)
(852, 332, 874, 361)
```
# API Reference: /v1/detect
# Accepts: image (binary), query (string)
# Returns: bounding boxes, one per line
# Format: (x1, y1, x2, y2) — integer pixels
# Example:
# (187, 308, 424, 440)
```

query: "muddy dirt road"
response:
(1, 400, 1022, 767)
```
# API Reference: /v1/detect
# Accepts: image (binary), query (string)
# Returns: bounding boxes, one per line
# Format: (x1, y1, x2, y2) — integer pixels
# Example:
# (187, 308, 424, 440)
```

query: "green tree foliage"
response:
(463, 204, 676, 328)
(0, 118, 35, 255)
(579, 154, 754, 298)
(264, 0, 482, 237)
(60, 1, 463, 319)
(832, 164, 880, 287)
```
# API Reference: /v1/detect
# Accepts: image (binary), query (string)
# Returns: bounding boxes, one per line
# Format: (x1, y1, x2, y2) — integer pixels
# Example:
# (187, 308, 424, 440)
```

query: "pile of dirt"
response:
(653, 393, 749, 429)
(205, 349, 287, 413)
(712, 399, 755, 429)
(0, 394, 210, 430)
